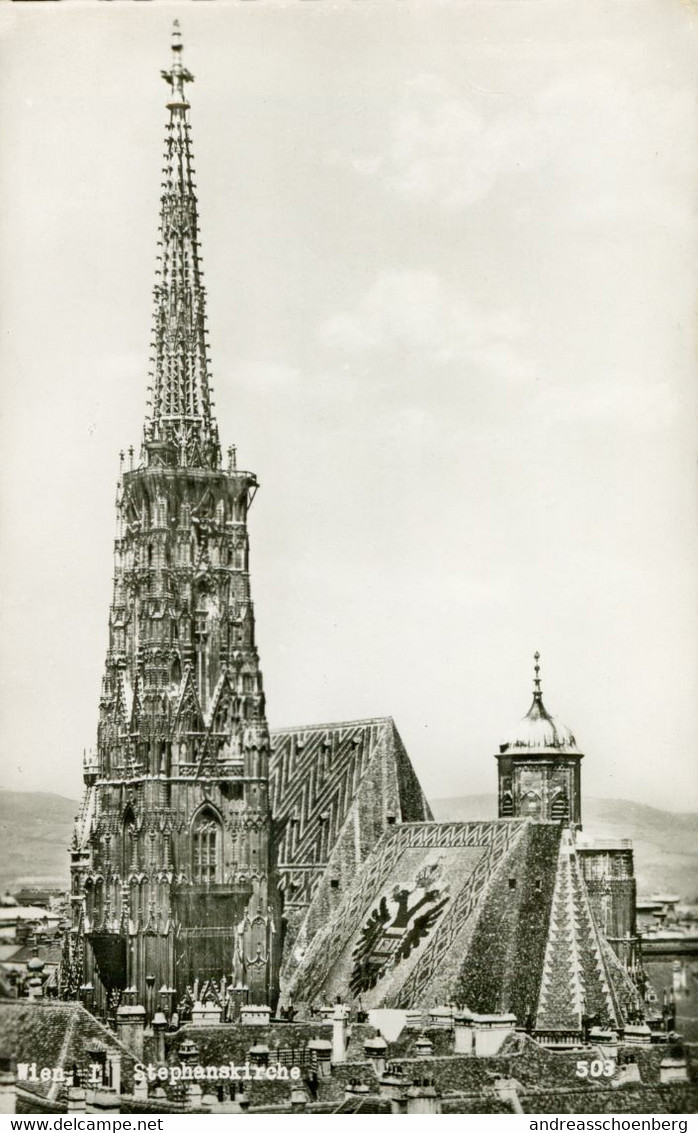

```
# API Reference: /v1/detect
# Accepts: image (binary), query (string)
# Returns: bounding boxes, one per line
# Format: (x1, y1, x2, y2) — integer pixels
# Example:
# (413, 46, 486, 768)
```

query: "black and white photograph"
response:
(0, 0, 696, 1119)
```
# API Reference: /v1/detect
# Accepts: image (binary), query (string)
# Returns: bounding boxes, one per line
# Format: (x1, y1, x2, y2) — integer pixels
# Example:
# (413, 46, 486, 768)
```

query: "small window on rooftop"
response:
(535, 879, 543, 893)
(508, 878, 517, 890)
(330, 879, 339, 890)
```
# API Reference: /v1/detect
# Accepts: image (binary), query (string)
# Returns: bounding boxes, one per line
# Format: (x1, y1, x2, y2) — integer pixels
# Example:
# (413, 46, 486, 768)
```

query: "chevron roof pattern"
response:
(269, 717, 431, 970)
(285, 819, 634, 1032)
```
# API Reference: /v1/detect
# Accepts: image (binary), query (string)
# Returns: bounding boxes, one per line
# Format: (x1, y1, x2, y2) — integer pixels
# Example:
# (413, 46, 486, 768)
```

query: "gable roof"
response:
(269, 718, 432, 965)
(0, 1000, 138, 1102)
(285, 820, 635, 1033)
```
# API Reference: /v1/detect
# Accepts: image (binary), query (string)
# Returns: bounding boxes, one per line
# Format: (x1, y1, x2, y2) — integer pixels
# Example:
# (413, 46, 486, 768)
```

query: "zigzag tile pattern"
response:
(535, 836, 618, 1032)
(388, 821, 529, 1008)
(535, 839, 585, 1032)
(288, 820, 528, 1006)
(269, 718, 431, 921)
(568, 849, 619, 1026)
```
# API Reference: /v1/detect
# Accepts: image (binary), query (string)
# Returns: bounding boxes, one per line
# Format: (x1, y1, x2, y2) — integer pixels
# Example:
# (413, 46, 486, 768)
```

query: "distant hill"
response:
(1, 789, 696, 903)
(431, 794, 698, 902)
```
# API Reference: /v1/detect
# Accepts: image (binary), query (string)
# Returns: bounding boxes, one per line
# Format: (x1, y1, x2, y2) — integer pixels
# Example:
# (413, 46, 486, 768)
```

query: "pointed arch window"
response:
(123, 805, 137, 874)
(192, 807, 222, 884)
(520, 790, 542, 818)
(551, 792, 569, 822)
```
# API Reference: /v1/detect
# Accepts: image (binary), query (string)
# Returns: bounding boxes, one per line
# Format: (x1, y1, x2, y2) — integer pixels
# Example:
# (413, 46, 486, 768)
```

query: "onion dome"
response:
(500, 653, 578, 755)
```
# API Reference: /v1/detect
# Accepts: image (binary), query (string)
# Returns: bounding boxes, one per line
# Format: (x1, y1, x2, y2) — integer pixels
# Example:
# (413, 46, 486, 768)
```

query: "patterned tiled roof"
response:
(0, 1000, 138, 1103)
(535, 831, 619, 1032)
(285, 820, 633, 1033)
(269, 717, 431, 966)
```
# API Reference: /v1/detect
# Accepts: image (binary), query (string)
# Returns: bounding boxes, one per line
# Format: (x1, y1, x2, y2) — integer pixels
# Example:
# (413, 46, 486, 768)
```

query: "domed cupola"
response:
(501, 653, 578, 755)
(495, 653, 584, 827)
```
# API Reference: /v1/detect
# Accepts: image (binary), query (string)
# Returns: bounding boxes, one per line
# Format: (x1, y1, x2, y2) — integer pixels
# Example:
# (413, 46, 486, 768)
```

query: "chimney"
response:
(290, 1086, 308, 1111)
(344, 1079, 370, 1102)
(86, 1087, 121, 1114)
(67, 1083, 87, 1113)
(453, 1010, 516, 1057)
(405, 1078, 441, 1115)
(364, 1033, 389, 1079)
(307, 1038, 333, 1078)
(378, 1063, 407, 1113)
(132, 1075, 149, 1103)
(106, 1050, 122, 1096)
(116, 1002, 146, 1058)
(152, 1011, 168, 1065)
(332, 1000, 350, 1064)
(248, 1044, 270, 1068)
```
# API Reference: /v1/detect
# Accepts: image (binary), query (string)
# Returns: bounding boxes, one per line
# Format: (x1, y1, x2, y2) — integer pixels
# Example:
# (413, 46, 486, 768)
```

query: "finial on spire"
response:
(161, 19, 194, 110)
(533, 651, 542, 700)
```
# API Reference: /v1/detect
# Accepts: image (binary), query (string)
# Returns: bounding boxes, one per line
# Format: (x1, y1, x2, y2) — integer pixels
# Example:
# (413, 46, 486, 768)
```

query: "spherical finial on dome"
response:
(533, 651, 542, 700)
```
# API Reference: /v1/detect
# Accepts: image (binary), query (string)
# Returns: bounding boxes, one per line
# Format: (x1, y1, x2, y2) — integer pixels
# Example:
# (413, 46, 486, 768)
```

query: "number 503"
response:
(576, 1060, 616, 1078)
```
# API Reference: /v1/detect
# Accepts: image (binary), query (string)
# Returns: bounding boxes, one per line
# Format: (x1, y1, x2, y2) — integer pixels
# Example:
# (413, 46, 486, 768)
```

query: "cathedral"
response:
(63, 24, 644, 1048)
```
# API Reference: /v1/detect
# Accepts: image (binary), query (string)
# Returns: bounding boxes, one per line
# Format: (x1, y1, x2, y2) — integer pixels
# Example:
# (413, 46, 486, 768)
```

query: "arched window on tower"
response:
(155, 495, 167, 528)
(123, 805, 137, 875)
(520, 790, 542, 818)
(551, 792, 570, 822)
(191, 806, 222, 884)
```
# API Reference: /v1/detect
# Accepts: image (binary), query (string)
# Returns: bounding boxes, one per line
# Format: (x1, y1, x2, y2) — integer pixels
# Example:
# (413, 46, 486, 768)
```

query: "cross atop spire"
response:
(144, 22, 221, 471)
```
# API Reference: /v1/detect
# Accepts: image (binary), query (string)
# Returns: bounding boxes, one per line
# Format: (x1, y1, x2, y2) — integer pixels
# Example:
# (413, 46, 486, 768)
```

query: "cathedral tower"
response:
(65, 24, 279, 1015)
(496, 653, 583, 826)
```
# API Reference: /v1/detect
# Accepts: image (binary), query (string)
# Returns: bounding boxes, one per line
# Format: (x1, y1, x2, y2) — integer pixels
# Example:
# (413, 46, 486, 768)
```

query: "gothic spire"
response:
(143, 21, 221, 470)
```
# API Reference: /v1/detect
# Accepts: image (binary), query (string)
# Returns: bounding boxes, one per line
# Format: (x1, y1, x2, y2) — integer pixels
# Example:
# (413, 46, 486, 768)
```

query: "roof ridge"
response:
(270, 715, 394, 734)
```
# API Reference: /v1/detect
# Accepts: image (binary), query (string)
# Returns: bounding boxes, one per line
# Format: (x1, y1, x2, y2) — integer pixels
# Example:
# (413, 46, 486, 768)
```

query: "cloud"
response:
(534, 374, 681, 435)
(317, 269, 683, 444)
(318, 269, 532, 385)
(335, 74, 554, 211)
(334, 71, 695, 232)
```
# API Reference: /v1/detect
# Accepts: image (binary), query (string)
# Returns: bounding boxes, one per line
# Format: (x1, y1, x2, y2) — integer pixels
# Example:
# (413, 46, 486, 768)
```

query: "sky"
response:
(0, 0, 696, 812)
